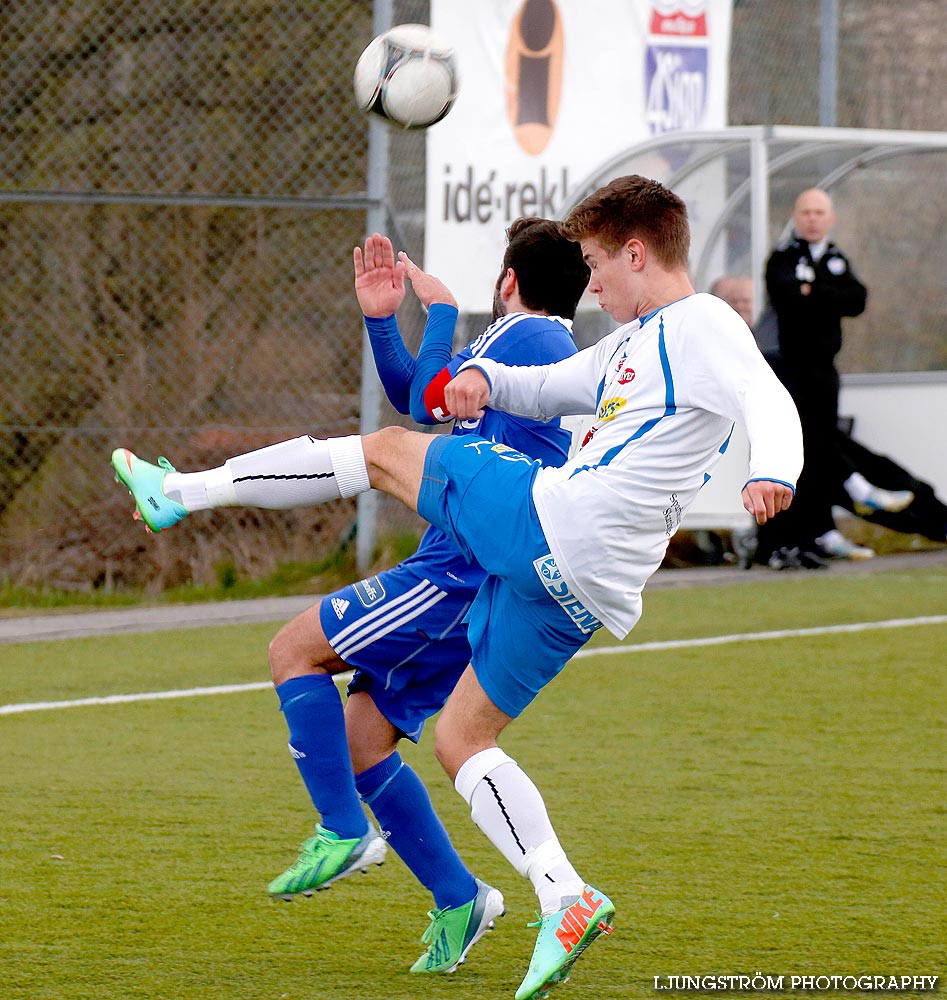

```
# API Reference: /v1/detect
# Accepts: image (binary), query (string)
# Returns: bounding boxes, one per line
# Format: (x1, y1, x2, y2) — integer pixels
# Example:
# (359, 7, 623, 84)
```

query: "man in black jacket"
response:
(756, 188, 911, 567)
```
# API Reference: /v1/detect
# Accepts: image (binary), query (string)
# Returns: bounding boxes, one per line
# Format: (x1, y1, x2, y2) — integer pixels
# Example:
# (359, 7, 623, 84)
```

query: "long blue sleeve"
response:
(363, 314, 415, 414)
(408, 303, 458, 424)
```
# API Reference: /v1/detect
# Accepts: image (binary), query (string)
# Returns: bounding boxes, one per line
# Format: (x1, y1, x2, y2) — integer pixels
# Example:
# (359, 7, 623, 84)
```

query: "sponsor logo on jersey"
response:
(288, 743, 307, 760)
(331, 597, 350, 620)
(505, 0, 565, 155)
(353, 575, 386, 608)
(533, 554, 603, 634)
(663, 492, 684, 535)
(597, 397, 626, 422)
(612, 352, 636, 385)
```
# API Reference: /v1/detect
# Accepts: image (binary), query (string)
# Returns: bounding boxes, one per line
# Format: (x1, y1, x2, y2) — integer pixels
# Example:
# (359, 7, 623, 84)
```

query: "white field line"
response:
(573, 614, 947, 659)
(2, 615, 945, 717)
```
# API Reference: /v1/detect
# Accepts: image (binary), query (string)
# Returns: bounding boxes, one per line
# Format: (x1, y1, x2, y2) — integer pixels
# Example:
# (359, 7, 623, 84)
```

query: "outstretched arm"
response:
(444, 335, 605, 423)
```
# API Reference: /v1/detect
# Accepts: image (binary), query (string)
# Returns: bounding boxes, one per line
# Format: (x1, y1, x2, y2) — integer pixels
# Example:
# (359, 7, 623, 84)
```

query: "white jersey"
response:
(460, 293, 803, 638)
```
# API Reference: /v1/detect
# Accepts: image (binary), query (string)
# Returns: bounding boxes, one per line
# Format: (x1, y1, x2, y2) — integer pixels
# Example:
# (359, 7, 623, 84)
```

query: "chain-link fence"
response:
(1, 1, 944, 592)
(0, 0, 431, 592)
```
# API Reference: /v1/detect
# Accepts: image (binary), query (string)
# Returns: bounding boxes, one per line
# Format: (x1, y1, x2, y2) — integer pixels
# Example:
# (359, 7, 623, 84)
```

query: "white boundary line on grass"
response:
(2, 614, 945, 716)
(572, 614, 947, 659)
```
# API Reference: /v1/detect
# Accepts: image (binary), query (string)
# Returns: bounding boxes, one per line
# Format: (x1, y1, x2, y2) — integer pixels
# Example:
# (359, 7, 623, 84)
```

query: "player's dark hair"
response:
(562, 175, 690, 269)
(501, 217, 590, 319)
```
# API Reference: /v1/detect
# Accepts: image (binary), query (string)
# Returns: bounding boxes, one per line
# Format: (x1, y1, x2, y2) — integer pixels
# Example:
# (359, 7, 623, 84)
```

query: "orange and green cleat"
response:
(111, 448, 187, 532)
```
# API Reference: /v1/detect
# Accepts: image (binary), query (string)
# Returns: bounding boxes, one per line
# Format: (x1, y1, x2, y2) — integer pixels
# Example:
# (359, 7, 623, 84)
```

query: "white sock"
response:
(162, 435, 370, 511)
(843, 471, 873, 504)
(455, 747, 585, 915)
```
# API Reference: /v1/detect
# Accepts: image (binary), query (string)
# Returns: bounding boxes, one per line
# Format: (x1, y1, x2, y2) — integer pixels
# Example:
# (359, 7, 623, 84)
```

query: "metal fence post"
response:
(356, 0, 394, 576)
(820, 0, 838, 127)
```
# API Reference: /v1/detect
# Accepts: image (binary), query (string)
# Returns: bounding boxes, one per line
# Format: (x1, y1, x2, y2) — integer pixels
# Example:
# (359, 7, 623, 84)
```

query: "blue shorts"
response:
(320, 560, 475, 742)
(417, 434, 598, 718)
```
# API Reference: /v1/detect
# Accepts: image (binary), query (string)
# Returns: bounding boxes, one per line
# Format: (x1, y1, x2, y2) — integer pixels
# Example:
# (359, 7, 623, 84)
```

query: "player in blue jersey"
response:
(263, 222, 585, 967)
(114, 218, 590, 977)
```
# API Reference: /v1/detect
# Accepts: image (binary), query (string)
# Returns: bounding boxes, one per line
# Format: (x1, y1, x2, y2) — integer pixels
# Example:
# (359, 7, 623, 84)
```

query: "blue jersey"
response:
(401, 311, 577, 588)
(323, 306, 577, 740)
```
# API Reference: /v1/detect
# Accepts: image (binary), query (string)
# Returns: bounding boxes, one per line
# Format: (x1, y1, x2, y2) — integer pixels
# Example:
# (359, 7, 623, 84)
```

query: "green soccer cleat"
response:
(268, 823, 387, 900)
(410, 879, 506, 974)
(514, 884, 615, 1000)
(111, 448, 187, 533)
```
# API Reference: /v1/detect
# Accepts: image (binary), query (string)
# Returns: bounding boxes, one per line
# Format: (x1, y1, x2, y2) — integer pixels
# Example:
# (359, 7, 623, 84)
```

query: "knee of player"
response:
(267, 620, 314, 685)
(267, 627, 294, 686)
(269, 604, 347, 686)
(432, 716, 464, 780)
(363, 424, 409, 459)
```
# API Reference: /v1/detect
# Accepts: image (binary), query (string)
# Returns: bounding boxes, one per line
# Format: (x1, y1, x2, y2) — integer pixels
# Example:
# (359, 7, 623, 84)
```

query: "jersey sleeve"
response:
(682, 297, 803, 489)
(461, 335, 612, 422)
(407, 303, 459, 424)
(363, 314, 414, 414)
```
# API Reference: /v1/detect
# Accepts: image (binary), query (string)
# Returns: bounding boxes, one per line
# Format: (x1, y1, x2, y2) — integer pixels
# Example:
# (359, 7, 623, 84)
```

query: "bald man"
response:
(757, 188, 871, 565)
(767, 188, 866, 367)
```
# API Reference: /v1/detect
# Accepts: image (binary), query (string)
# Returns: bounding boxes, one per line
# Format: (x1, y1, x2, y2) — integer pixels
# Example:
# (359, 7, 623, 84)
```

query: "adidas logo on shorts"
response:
(331, 597, 350, 620)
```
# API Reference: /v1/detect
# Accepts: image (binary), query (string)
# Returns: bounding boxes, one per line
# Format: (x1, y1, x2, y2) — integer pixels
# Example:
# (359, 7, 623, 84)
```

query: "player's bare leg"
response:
(439, 668, 614, 999)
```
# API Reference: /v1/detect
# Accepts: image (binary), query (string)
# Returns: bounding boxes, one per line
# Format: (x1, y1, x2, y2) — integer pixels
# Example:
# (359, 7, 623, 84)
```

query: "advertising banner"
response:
(427, 0, 733, 311)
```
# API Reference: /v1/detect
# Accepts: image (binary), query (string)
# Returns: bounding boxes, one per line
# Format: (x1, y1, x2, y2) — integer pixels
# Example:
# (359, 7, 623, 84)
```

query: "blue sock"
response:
(275, 674, 367, 840)
(356, 752, 477, 910)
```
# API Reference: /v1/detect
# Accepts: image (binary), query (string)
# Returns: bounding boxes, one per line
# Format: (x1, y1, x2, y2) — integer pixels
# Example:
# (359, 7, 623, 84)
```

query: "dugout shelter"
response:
(554, 125, 947, 533)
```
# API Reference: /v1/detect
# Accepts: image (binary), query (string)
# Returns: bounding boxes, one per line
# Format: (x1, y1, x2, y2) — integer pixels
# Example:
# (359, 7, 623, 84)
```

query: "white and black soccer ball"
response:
(353, 23, 459, 130)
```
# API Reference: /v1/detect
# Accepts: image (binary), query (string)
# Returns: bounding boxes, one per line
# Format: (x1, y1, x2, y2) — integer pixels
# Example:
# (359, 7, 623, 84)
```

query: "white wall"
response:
(681, 371, 947, 530)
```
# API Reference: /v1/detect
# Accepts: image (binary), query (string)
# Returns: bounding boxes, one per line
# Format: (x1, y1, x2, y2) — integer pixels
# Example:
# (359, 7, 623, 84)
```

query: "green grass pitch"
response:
(1, 566, 945, 999)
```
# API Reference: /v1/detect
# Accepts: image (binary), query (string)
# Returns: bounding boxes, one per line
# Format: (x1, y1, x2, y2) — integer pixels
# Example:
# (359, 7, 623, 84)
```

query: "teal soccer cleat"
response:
(410, 878, 505, 974)
(514, 885, 615, 1000)
(111, 448, 187, 532)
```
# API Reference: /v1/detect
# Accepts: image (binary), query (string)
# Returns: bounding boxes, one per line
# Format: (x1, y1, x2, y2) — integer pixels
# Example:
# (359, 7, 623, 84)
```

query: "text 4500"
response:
(440, 165, 571, 224)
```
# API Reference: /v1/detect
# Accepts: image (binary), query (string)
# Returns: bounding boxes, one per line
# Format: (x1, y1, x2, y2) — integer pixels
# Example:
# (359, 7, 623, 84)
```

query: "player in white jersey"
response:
(463, 290, 795, 638)
(111, 176, 802, 1000)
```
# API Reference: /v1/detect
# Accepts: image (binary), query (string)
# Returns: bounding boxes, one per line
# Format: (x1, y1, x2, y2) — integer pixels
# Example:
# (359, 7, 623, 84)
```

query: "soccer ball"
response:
(353, 23, 459, 130)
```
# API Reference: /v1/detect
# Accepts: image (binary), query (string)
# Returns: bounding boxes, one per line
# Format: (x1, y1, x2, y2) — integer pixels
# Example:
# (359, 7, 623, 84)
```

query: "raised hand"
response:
(398, 251, 458, 311)
(354, 233, 406, 318)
